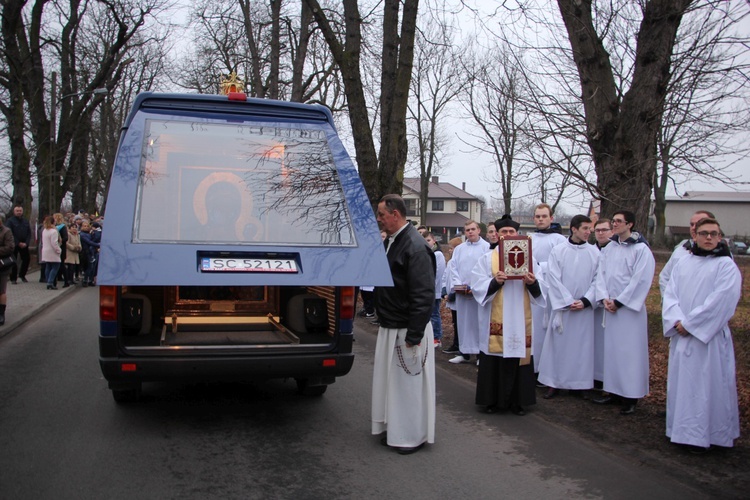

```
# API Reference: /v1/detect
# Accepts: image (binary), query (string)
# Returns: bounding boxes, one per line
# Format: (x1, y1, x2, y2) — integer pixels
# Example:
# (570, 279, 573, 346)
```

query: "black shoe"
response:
(82, 282, 88, 288)
(380, 436, 389, 447)
(20, 276, 28, 283)
(543, 388, 558, 399)
(620, 404, 637, 415)
(62, 283, 70, 288)
(442, 346, 460, 354)
(47, 285, 58, 290)
(396, 443, 425, 455)
(483, 405, 499, 414)
(593, 395, 617, 405)
(686, 445, 710, 455)
(10, 280, 17, 285)
(535, 382, 547, 389)
(510, 404, 526, 416)
(0, 314, 5, 325)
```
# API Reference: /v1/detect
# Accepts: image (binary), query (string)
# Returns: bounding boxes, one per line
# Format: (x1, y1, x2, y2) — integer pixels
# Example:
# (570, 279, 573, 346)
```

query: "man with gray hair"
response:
(372, 194, 436, 455)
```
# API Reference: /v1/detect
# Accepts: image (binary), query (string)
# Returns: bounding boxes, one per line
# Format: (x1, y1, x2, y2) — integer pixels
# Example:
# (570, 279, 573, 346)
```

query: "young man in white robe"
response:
(662, 217, 741, 452)
(448, 220, 489, 363)
(372, 195, 436, 455)
(529, 203, 567, 379)
(658, 210, 715, 296)
(593, 210, 655, 415)
(592, 218, 613, 389)
(538, 215, 600, 398)
(471, 215, 545, 415)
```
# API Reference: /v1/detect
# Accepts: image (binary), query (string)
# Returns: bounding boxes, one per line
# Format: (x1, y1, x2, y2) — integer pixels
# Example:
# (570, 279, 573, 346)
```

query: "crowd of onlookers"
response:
(1, 205, 102, 290)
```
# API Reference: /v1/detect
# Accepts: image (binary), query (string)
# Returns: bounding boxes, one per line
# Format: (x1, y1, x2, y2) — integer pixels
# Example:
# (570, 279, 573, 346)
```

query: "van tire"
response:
(112, 385, 142, 403)
(295, 378, 327, 397)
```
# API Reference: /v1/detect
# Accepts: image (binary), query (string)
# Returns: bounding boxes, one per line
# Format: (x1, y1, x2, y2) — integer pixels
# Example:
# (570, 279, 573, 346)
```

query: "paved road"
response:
(0, 287, 709, 499)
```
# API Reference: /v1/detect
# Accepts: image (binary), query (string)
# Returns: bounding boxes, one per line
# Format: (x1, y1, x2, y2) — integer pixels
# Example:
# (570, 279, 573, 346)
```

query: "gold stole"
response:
(488, 249, 533, 365)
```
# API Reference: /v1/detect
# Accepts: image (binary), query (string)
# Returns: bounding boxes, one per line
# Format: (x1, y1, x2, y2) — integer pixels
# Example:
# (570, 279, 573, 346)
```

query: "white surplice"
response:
(470, 251, 545, 357)
(662, 253, 741, 448)
(450, 239, 490, 354)
(529, 232, 567, 371)
(593, 243, 610, 381)
(372, 324, 436, 447)
(537, 240, 600, 390)
(658, 241, 691, 296)
(595, 235, 655, 399)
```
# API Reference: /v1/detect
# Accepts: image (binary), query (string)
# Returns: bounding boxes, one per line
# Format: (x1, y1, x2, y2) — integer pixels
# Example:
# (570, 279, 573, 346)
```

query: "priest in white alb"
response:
(471, 215, 545, 416)
(537, 215, 600, 398)
(662, 217, 741, 452)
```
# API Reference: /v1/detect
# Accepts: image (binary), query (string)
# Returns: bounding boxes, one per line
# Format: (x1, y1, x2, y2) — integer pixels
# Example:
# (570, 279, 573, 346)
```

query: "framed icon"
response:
(499, 236, 533, 279)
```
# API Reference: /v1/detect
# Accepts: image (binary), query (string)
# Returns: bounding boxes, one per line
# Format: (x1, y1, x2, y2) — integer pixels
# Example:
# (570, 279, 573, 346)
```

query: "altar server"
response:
(538, 215, 600, 398)
(593, 210, 655, 415)
(662, 217, 741, 451)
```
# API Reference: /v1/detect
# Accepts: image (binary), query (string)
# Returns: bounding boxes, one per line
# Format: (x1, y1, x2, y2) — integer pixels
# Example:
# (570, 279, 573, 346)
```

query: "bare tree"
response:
(459, 43, 536, 215)
(303, 0, 420, 204)
(0, 0, 170, 216)
(179, 0, 343, 106)
(407, 9, 464, 223)
(651, 3, 750, 244)
(556, 0, 697, 230)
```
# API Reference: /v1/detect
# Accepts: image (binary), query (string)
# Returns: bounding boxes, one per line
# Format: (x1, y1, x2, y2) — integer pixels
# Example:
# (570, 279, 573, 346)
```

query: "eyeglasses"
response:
(696, 231, 720, 238)
(611, 219, 626, 224)
(594, 228, 611, 233)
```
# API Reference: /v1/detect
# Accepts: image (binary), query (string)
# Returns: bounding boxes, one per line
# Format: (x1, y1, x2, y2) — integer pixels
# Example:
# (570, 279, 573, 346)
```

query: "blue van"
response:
(98, 92, 391, 402)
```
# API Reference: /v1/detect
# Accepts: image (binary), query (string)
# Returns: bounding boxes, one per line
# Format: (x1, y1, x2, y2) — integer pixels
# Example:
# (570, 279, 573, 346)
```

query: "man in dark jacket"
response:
(6, 205, 32, 284)
(372, 194, 436, 455)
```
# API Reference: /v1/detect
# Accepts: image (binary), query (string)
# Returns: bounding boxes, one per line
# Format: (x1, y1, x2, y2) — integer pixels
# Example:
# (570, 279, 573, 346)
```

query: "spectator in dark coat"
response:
(0, 213, 16, 324)
(6, 205, 32, 284)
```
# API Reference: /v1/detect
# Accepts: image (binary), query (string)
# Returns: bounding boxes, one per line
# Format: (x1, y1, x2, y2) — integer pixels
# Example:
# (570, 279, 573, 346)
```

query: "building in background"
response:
(402, 176, 483, 241)
(665, 191, 750, 241)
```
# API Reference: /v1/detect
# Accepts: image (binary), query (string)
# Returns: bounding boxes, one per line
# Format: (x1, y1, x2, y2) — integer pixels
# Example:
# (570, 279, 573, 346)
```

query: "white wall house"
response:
(402, 176, 484, 241)
(665, 191, 750, 240)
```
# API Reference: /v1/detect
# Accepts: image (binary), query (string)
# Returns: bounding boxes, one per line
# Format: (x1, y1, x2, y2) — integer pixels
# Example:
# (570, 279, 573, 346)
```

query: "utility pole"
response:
(49, 71, 57, 217)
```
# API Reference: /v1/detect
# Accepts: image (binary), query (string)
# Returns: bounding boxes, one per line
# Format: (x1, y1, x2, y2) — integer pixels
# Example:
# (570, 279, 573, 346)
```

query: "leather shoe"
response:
(620, 404, 637, 415)
(47, 285, 58, 290)
(483, 405, 499, 414)
(593, 395, 616, 405)
(20, 276, 28, 283)
(380, 436, 389, 447)
(511, 404, 526, 416)
(543, 388, 558, 399)
(396, 443, 425, 455)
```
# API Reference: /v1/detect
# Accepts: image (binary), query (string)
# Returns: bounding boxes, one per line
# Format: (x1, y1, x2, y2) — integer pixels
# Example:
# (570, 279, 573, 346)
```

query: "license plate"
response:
(201, 257, 298, 273)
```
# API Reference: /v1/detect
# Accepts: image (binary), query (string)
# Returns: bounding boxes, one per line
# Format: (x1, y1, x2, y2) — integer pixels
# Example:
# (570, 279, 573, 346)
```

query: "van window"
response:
(133, 118, 354, 246)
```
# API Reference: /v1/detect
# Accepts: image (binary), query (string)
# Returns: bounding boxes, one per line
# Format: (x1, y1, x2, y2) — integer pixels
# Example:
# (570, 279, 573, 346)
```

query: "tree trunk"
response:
(305, 0, 419, 206)
(557, 0, 692, 232)
(378, 0, 419, 198)
(1, 80, 33, 213)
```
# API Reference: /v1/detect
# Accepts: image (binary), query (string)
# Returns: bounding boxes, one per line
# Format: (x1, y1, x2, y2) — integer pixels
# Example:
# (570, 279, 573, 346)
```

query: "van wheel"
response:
(295, 379, 327, 396)
(112, 385, 142, 403)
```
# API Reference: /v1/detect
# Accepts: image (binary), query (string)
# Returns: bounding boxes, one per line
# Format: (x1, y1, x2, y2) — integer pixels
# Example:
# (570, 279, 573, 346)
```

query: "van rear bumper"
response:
(99, 351, 354, 385)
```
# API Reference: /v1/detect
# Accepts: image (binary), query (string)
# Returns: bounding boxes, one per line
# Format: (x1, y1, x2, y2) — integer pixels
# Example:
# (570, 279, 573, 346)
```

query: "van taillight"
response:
(340, 286, 355, 320)
(100, 286, 117, 321)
